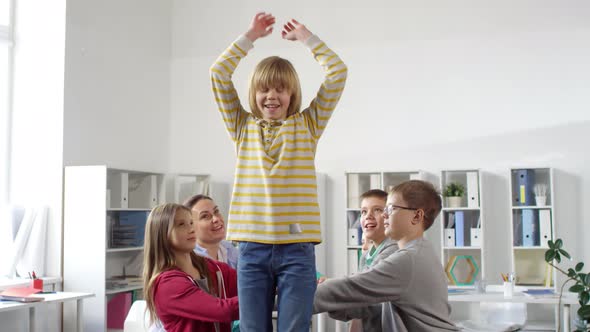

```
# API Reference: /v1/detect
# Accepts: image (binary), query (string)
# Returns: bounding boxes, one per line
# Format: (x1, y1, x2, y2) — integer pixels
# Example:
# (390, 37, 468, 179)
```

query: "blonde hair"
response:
(249, 56, 302, 119)
(142, 203, 213, 325)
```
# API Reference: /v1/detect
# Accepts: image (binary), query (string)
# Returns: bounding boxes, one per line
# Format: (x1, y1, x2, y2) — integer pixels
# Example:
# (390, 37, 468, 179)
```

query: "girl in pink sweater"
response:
(143, 203, 239, 332)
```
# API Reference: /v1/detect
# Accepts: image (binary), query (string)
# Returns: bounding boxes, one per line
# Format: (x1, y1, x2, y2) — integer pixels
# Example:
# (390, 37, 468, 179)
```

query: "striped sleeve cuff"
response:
(303, 34, 322, 50)
(235, 35, 255, 53)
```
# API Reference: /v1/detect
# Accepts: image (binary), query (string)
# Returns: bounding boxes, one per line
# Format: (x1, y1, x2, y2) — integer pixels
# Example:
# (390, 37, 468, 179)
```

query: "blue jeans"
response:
(237, 242, 317, 332)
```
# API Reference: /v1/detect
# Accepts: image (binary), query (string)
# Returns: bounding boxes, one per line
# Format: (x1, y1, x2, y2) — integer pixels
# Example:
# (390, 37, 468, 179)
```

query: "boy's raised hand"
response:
(245, 12, 275, 42)
(281, 19, 312, 42)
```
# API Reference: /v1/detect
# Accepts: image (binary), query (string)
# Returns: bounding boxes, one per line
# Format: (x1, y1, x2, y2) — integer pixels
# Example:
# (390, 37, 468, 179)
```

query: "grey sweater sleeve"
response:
(313, 250, 413, 314)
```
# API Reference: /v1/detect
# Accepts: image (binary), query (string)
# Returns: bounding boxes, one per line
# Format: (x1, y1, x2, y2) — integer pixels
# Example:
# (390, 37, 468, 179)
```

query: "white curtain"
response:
(0, 205, 48, 278)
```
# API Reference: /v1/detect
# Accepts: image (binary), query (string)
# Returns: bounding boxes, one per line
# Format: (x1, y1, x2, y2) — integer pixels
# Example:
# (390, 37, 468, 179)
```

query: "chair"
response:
(457, 285, 527, 332)
(124, 300, 157, 332)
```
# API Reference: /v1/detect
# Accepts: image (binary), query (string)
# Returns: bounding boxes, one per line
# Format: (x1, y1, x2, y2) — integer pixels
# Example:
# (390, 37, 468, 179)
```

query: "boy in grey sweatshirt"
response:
(314, 180, 459, 332)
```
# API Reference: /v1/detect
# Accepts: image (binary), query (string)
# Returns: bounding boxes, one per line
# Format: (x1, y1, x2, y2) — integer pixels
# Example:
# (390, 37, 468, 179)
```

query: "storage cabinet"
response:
(509, 167, 555, 289)
(440, 170, 484, 287)
(63, 166, 209, 332)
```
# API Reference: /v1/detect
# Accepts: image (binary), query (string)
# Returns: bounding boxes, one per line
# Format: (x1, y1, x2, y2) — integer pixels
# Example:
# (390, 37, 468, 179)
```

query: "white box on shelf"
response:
(347, 250, 359, 274)
(348, 228, 360, 246)
(466, 171, 479, 208)
(109, 172, 129, 209)
(444, 229, 455, 247)
(370, 174, 381, 190)
(470, 228, 482, 247)
(410, 172, 421, 180)
(539, 210, 552, 247)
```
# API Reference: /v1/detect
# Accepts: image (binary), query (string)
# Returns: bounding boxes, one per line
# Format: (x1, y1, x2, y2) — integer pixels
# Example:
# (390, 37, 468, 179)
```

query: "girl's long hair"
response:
(142, 203, 213, 325)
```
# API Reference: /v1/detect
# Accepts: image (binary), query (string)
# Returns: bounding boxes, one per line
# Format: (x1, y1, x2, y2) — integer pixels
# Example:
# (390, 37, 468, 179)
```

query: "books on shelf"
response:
(106, 275, 143, 291)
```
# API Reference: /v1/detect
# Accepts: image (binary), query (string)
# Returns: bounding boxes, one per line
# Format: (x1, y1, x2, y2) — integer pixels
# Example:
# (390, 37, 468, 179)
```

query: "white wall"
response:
(168, 0, 590, 278)
(63, 0, 172, 172)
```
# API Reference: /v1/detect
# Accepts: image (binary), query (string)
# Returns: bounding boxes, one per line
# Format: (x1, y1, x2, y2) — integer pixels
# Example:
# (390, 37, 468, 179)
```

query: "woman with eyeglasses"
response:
(183, 194, 238, 269)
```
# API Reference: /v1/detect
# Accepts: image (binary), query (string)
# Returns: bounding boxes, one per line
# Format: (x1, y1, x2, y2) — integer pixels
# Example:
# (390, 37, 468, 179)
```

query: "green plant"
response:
(545, 239, 590, 332)
(443, 182, 465, 197)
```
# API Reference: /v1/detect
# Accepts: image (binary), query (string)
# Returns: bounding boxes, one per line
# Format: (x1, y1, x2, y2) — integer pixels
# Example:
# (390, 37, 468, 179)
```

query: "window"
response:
(0, 0, 13, 277)
(0, 0, 12, 205)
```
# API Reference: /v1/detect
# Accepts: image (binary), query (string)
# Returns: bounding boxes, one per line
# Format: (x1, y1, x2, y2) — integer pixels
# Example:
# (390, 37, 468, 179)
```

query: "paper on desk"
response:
(0, 286, 41, 297)
(458, 321, 522, 331)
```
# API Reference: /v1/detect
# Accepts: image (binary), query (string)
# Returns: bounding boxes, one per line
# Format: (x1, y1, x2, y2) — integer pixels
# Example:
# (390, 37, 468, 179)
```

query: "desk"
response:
(0, 292, 94, 332)
(448, 291, 578, 331)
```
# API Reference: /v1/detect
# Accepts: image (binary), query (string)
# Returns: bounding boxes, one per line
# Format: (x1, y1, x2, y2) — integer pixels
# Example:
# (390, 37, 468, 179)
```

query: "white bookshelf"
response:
(63, 165, 210, 332)
(440, 169, 484, 288)
(508, 167, 556, 289)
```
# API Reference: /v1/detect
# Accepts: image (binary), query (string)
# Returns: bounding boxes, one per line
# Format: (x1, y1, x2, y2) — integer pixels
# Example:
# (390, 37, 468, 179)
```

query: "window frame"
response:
(0, 0, 14, 206)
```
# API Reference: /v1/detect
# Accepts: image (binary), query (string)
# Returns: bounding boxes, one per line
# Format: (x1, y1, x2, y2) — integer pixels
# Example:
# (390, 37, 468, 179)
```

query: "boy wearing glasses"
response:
(314, 180, 458, 332)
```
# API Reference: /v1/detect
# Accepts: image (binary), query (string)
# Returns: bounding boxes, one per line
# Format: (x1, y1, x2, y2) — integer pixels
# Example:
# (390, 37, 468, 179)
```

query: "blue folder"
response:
(516, 169, 535, 206)
(522, 209, 538, 246)
(455, 211, 465, 247)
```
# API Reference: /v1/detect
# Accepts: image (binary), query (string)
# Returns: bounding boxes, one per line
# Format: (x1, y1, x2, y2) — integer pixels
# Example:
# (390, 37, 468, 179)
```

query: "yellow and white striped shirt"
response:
(210, 35, 347, 244)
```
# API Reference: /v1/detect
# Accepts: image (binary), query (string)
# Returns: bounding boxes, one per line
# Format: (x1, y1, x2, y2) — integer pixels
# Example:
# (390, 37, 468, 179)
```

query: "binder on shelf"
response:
(149, 175, 158, 207)
(347, 249, 359, 274)
(522, 209, 538, 246)
(454, 211, 465, 247)
(370, 174, 381, 190)
(515, 169, 534, 206)
(446, 212, 455, 229)
(466, 172, 479, 208)
(444, 229, 455, 247)
(544, 264, 553, 287)
(129, 174, 158, 208)
(348, 228, 359, 246)
(513, 211, 523, 246)
(347, 174, 360, 209)
(470, 228, 481, 247)
(539, 210, 552, 247)
(109, 172, 129, 209)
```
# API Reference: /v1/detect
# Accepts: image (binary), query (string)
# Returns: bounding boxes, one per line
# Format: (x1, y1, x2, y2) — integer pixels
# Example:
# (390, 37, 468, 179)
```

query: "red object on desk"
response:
(31, 279, 43, 291)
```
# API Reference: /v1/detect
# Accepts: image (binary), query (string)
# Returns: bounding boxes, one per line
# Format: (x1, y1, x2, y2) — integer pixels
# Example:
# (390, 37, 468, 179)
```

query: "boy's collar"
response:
(256, 119, 283, 128)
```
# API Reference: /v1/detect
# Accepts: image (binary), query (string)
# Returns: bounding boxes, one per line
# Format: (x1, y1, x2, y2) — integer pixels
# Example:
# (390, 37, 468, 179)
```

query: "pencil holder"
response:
(31, 278, 43, 290)
(503, 281, 514, 298)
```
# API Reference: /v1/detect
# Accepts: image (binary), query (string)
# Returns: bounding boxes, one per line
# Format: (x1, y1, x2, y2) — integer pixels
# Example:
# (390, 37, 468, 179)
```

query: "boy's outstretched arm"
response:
(210, 12, 275, 143)
(285, 19, 347, 140)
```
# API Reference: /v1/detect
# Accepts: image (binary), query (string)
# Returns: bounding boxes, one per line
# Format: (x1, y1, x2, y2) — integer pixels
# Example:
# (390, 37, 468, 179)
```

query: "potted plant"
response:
(443, 182, 465, 208)
(545, 239, 590, 332)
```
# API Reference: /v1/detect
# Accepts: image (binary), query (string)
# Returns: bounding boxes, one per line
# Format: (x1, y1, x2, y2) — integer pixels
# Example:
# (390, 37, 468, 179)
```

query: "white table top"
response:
(0, 292, 94, 313)
(448, 291, 578, 305)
